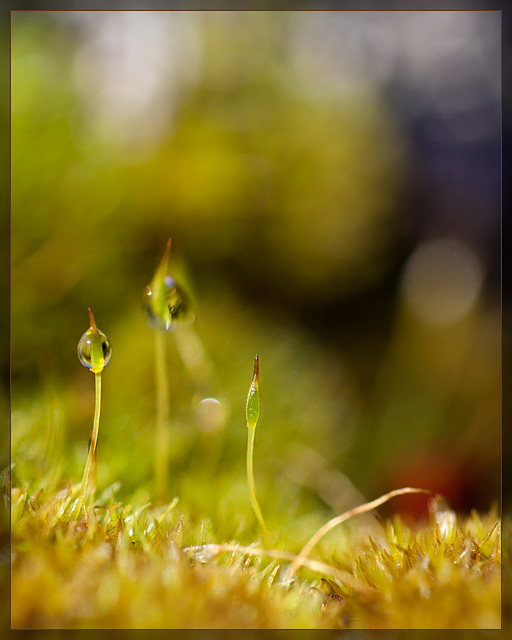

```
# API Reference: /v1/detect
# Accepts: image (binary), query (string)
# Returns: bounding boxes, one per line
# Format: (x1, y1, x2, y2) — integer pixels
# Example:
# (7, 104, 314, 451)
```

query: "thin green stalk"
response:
(77, 371, 102, 512)
(245, 355, 270, 544)
(155, 328, 170, 502)
(74, 307, 111, 520)
(246, 425, 269, 539)
(144, 239, 197, 502)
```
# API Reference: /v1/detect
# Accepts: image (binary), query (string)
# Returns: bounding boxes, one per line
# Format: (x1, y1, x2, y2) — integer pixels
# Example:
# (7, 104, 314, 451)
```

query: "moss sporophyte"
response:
(11, 257, 501, 627)
(245, 355, 270, 544)
(143, 238, 195, 333)
(143, 238, 195, 503)
(73, 307, 112, 519)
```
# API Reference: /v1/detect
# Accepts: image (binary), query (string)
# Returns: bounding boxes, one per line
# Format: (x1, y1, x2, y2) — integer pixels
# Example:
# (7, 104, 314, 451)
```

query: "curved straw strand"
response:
(285, 487, 438, 582)
(183, 543, 373, 595)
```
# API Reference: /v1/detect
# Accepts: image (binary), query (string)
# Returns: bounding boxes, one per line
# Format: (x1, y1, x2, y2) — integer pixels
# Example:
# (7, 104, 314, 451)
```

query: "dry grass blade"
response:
(284, 486, 439, 582)
(183, 542, 375, 595)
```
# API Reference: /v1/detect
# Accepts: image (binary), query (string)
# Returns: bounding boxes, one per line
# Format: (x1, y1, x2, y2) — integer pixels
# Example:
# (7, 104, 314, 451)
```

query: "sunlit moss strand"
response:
(76, 371, 102, 514)
(73, 308, 111, 519)
(154, 328, 170, 502)
(246, 425, 269, 540)
(245, 355, 269, 542)
(246, 354, 260, 430)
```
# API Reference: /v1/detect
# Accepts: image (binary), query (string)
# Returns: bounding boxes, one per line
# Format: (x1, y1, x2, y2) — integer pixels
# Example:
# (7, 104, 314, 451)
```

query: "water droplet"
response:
(182, 544, 220, 563)
(77, 308, 112, 373)
(143, 281, 195, 331)
(143, 239, 195, 331)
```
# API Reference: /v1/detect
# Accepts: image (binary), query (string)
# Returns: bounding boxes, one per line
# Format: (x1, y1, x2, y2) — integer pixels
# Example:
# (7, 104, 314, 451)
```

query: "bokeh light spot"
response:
(401, 238, 483, 325)
(196, 397, 226, 433)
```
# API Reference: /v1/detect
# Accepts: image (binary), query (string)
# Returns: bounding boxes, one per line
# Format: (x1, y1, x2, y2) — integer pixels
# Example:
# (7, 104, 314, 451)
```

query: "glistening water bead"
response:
(77, 332, 112, 371)
(143, 239, 195, 332)
(77, 308, 112, 373)
(143, 277, 194, 332)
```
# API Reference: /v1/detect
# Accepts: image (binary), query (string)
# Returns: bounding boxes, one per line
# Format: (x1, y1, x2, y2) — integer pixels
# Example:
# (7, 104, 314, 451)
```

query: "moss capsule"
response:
(77, 307, 112, 373)
(143, 238, 195, 331)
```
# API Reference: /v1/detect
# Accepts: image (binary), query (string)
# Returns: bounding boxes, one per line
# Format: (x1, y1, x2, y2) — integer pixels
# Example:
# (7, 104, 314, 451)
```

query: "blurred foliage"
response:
(10, 12, 403, 497)
(11, 13, 404, 371)
(11, 11, 500, 506)
(9, 10, 501, 630)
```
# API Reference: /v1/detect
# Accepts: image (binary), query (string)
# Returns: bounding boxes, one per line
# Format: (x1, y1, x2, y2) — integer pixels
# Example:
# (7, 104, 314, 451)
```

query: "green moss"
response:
(9, 475, 500, 629)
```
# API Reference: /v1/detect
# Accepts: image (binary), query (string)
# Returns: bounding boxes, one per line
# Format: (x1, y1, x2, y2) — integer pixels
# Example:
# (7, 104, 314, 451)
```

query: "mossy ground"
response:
(7, 288, 503, 631)
(8, 472, 501, 630)
(8, 11, 503, 631)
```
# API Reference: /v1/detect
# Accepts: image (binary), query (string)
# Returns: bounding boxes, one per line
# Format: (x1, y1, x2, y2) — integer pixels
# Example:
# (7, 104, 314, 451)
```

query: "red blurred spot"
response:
(378, 447, 486, 523)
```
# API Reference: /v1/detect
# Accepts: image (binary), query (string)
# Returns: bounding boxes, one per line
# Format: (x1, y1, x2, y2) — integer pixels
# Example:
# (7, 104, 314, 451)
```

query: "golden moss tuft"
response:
(10, 480, 501, 629)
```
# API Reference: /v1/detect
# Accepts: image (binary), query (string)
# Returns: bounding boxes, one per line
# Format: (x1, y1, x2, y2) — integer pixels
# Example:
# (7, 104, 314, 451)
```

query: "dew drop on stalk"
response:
(74, 307, 111, 518)
(77, 308, 112, 373)
(143, 238, 195, 331)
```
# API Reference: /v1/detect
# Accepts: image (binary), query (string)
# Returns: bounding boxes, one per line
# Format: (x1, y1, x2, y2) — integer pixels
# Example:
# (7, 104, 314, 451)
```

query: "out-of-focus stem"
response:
(155, 328, 170, 502)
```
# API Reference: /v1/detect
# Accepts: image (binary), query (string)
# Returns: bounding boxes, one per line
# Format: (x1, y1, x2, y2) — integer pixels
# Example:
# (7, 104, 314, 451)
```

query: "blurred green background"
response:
(10, 11, 501, 525)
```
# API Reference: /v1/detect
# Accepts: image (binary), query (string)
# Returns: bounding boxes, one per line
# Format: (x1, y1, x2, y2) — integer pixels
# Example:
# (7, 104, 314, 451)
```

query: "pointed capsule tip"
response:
(157, 237, 173, 271)
(253, 354, 259, 378)
(87, 307, 97, 330)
